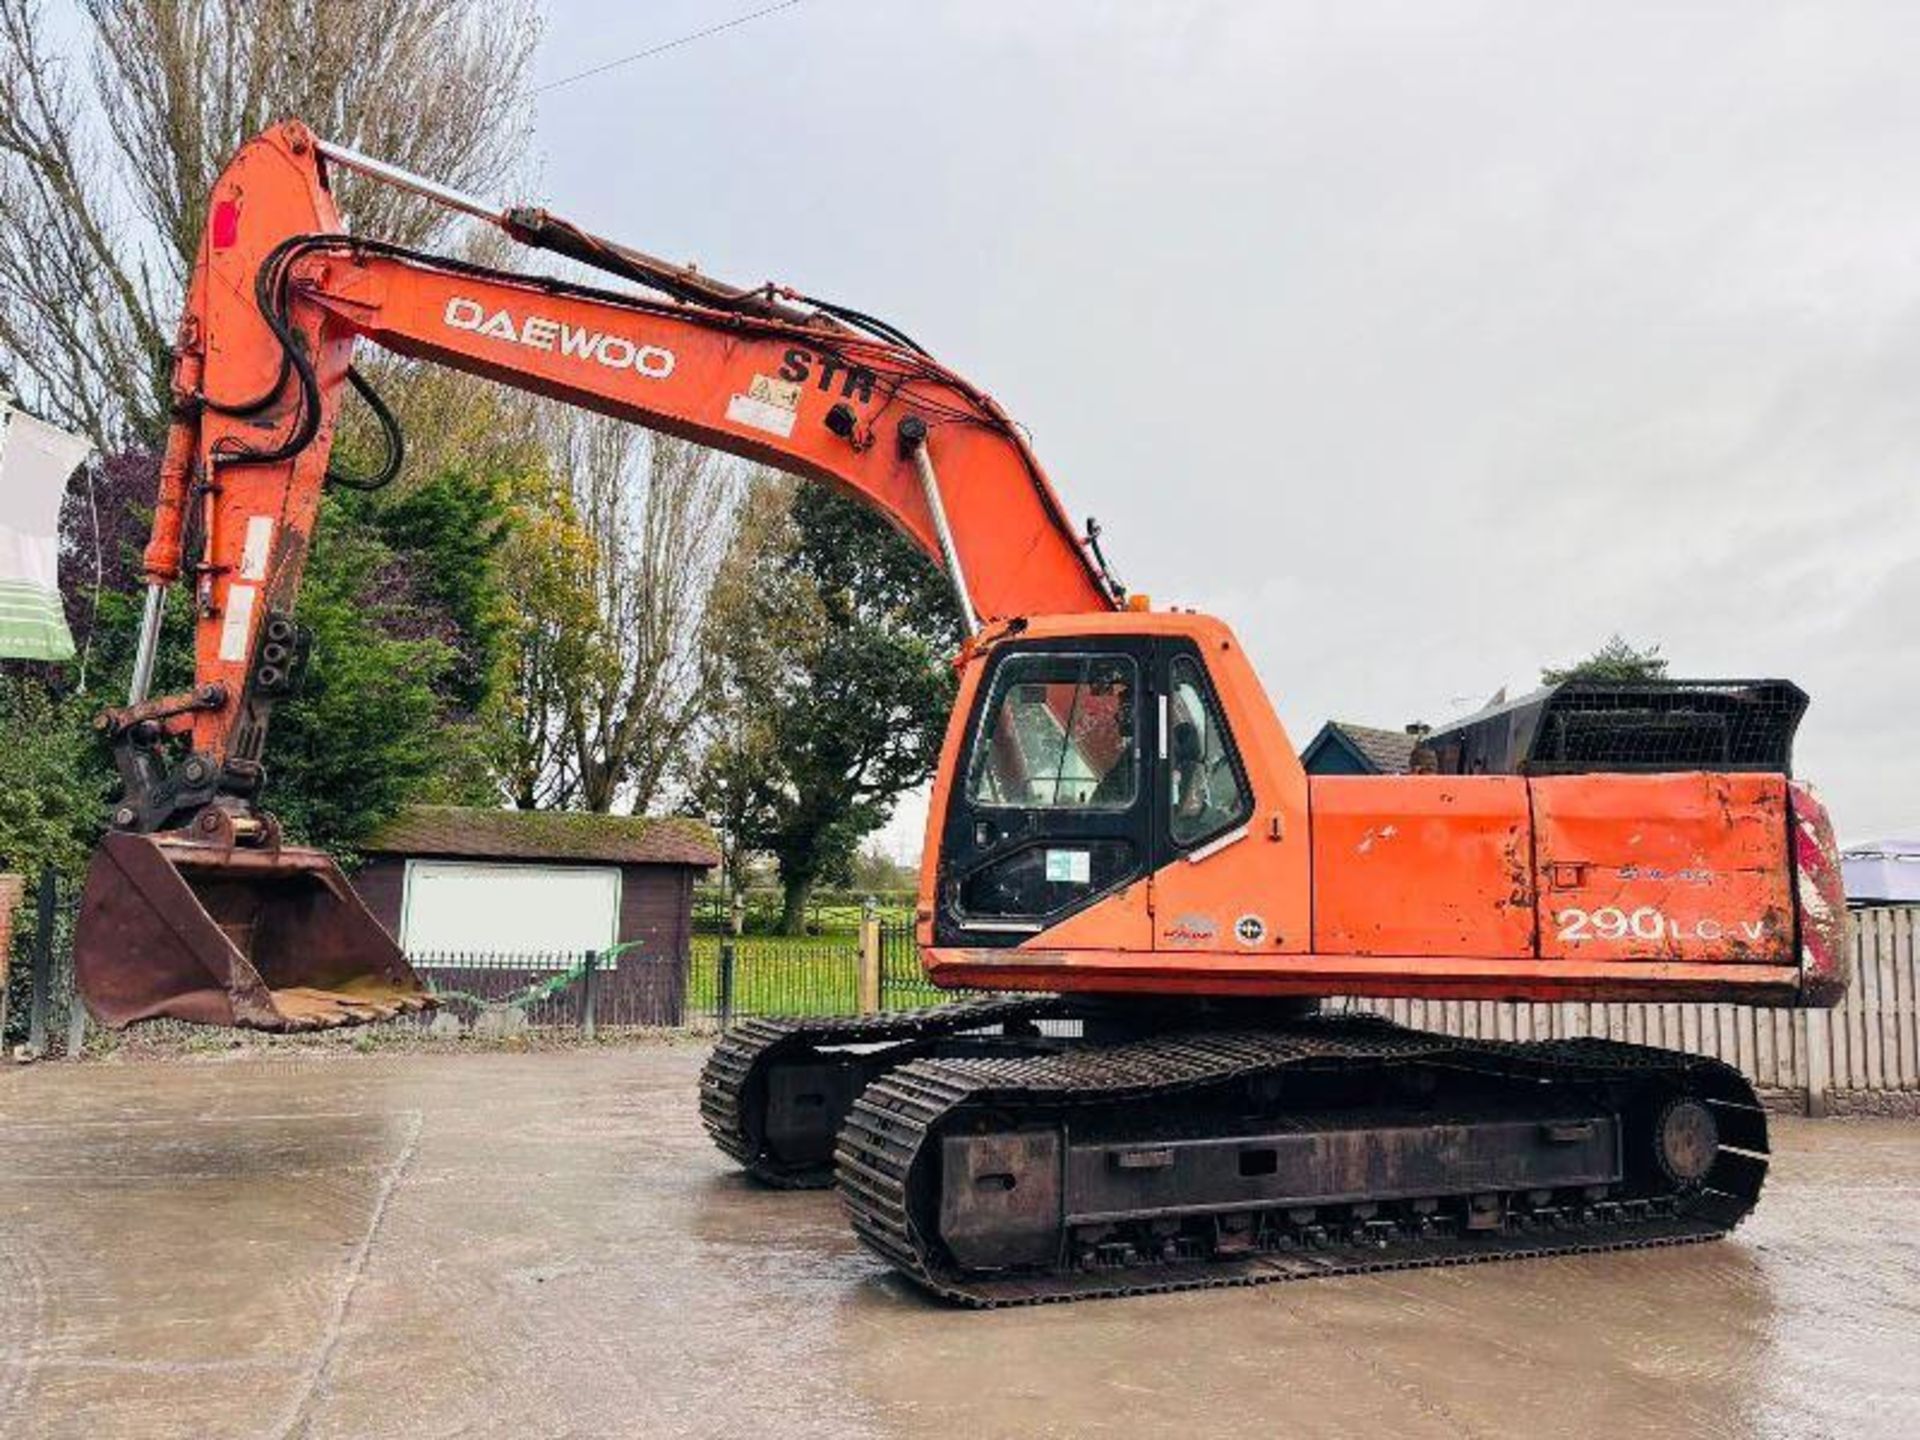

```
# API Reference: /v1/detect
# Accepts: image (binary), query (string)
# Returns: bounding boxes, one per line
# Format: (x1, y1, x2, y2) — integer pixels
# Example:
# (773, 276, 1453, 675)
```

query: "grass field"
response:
(691, 889, 916, 939)
(685, 932, 946, 1019)
(686, 935, 859, 1018)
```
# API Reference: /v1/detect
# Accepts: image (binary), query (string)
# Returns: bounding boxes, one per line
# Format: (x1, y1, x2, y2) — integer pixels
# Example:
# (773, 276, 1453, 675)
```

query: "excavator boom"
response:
(77, 121, 1116, 1031)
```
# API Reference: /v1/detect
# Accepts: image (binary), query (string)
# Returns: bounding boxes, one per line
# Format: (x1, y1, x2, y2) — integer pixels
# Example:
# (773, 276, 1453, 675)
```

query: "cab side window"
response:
(1167, 655, 1248, 847)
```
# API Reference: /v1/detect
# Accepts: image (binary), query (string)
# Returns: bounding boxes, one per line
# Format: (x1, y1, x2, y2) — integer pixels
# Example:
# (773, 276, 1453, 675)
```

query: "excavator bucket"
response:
(75, 831, 433, 1032)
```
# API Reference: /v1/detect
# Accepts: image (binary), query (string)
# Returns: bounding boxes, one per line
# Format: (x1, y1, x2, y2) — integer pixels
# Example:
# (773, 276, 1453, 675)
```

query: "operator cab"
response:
(933, 631, 1251, 948)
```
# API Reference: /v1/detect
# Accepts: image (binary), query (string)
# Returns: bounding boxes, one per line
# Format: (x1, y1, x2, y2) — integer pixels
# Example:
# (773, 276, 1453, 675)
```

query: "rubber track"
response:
(699, 996, 1065, 1188)
(835, 1016, 1768, 1306)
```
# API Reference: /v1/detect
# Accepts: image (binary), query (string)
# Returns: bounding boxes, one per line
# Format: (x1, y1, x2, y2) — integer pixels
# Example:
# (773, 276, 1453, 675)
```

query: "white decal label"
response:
(1045, 849, 1091, 885)
(239, 516, 274, 581)
(1554, 906, 1775, 945)
(750, 373, 802, 409)
(726, 392, 798, 438)
(726, 374, 801, 439)
(443, 296, 675, 379)
(218, 583, 257, 662)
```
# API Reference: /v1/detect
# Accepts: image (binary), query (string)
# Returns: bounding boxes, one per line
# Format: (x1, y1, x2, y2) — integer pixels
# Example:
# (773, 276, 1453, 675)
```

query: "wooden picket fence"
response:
(1342, 905, 1920, 1115)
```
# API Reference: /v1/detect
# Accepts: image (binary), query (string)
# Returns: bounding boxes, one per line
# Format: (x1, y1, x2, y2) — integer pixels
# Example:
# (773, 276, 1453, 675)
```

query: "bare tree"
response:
(0, 0, 537, 445)
(517, 412, 743, 815)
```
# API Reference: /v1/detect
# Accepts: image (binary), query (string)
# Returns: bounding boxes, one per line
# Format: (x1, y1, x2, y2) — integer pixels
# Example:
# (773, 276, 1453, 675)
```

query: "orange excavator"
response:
(78, 122, 1848, 1304)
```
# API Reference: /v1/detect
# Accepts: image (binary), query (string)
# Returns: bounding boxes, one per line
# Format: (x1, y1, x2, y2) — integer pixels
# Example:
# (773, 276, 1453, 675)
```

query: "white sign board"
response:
(400, 860, 621, 962)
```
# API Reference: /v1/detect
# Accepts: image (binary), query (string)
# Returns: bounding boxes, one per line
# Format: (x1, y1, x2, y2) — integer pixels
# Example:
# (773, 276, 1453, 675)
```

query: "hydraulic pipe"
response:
(314, 139, 507, 229)
(901, 420, 978, 634)
(127, 584, 166, 705)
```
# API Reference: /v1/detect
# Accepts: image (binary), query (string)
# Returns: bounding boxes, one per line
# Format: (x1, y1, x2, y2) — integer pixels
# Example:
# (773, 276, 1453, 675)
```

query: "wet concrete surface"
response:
(2, 1043, 1916, 1440)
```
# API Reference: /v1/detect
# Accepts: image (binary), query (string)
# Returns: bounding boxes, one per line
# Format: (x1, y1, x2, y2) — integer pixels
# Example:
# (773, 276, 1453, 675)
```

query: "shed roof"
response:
(1842, 839, 1920, 905)
(1304, 722, 1420, 775)
(363, 806, 720, 868)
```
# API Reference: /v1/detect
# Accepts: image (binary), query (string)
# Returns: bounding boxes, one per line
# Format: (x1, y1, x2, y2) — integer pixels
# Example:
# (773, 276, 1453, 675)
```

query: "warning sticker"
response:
(726, 373, 801, 438)
(239, 515, 274, 581)
(1045, 849, 1092, 885)
(218, 583, 257, 662)
(749, 374, 802, 409)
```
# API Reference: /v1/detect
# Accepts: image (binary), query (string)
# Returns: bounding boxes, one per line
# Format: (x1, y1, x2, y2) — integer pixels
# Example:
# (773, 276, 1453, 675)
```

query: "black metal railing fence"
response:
(691, 887, 915, 938)
(879, 919, 943, 1009)
(6, 874, 995, 1053)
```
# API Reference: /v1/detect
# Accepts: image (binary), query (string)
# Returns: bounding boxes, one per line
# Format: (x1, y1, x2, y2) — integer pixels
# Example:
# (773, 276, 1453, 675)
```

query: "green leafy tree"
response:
(0, 0, 546, 865)
(51, 447, 508, 856)
(265, 493, 478, 849)
(696, 478, 963, 935)
(1541, 634, 1670, 686)
(364, 459, 522, 715)
(0, 675, 110, 1042)
(849, 843, 916, 896)
(0, 676, 107, 881)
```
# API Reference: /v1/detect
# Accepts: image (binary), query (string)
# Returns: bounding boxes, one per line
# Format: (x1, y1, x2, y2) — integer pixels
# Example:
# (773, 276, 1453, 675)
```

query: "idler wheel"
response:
(1655, 1097, 1719, 1187)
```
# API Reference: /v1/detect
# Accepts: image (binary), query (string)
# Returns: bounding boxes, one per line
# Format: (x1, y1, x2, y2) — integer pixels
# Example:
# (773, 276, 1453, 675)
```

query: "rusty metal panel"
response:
(939, 1130, 1063, 1270)
(1063, 1116, 1620, 1225)
(75, 832, 430, 1031)
(1310, 777, 1536, 958)
(1533, 773, 1792, 965)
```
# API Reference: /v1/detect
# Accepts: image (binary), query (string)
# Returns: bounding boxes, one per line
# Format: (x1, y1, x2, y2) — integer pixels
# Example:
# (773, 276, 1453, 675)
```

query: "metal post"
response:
(579, 950, 598, 1041)
(1803, 1008, 1831, 1118)
(27, 867, 54, 1056)
(858, 900, 881, 1014)
(718, 941, 736, 1031)
(65, 968, 86, 1059)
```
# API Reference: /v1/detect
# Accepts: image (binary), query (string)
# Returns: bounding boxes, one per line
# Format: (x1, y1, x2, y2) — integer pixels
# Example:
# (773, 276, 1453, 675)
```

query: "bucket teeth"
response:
(260, 987, 437, 1031)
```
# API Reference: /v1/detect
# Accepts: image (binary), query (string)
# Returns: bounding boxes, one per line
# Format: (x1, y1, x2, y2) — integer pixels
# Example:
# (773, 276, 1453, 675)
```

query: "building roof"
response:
(1303, 721, 1420, 775)
(363, 805, 721, 868)
(1842, 839, 1920, 905)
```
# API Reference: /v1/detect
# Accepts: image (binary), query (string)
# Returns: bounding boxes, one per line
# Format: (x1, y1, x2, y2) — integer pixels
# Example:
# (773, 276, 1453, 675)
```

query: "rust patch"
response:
(1788, 781, 1850, 1007)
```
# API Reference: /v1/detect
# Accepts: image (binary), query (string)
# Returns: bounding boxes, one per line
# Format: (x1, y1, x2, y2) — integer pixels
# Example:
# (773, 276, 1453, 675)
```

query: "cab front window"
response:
(968, 653, 1138, 810)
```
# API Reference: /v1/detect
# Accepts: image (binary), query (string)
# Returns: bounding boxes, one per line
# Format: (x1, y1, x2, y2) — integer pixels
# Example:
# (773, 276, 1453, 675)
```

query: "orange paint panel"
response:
(926, 946, 1802, 1006)
(1149, 626, 1312, 955)
(1021, 875, 1154, 951)
(1311, 777, 1536, 957)
(1532, 773, 1792, 963)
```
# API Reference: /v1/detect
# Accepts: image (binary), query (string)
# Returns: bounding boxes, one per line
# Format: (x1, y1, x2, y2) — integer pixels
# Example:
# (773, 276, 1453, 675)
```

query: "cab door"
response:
(932, 639, 1156, 950)
(1141, 639, 1265, 953)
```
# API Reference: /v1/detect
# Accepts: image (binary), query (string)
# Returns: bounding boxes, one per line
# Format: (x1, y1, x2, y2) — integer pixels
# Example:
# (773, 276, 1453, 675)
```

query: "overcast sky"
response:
(528, 1, 1919, 853)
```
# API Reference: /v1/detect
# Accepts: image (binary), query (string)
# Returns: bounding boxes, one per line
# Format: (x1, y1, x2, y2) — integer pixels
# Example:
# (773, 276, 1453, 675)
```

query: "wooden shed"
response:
(352, 806, 720, 1026)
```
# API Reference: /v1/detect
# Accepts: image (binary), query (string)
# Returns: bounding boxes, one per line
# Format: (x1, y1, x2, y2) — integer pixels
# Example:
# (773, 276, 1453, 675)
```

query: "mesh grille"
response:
(1426, 680, 1807, 776)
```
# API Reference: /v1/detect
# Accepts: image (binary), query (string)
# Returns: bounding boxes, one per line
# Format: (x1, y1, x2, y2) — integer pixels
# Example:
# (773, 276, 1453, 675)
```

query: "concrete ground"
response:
(2, 1044, 1916, 1440)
